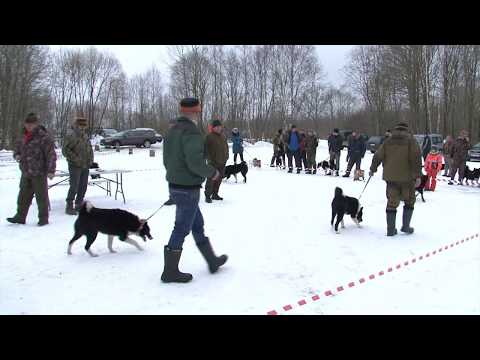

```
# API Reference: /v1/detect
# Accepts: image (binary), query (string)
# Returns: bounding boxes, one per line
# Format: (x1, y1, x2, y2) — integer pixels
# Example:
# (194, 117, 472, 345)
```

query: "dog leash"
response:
(145, 201, 169, 221)
(358, 175, 372, 201)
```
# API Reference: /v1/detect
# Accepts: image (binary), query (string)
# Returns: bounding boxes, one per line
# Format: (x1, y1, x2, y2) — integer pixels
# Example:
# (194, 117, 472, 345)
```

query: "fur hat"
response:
(75, 113, 88, 126)
(211, 119, 222, 128)
(394, 122, 409, 131)
(180, 97, 201, 113)
(24, 113, 39, 124)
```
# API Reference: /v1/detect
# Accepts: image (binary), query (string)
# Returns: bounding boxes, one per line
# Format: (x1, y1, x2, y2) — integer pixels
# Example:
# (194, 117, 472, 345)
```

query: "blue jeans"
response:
(167, 187, 208, 250)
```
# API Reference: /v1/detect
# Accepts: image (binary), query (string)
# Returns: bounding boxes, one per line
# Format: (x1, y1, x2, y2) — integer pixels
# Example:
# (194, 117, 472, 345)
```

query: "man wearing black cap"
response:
(369, 122, 422, 236)
(62, 114, 94, 215)
(162, 98, 227, 283)
(327, 128, 343, 176)
(7, 113, 56, 226)
(205, 119, 229, 202)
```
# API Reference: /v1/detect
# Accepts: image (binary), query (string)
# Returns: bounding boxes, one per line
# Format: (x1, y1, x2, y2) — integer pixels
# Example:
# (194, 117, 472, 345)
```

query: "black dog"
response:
(224, 161, 248, 183)
(331, 187, 363, 233)
(415, 174, 428, 202)
(464, 166, 480, 186)
(317, 160, 331, 174)
(67, 201, 153, 257)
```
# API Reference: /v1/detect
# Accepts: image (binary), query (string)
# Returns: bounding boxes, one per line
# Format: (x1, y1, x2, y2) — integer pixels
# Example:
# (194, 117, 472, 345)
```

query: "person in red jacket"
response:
(424, 147, 444, 191)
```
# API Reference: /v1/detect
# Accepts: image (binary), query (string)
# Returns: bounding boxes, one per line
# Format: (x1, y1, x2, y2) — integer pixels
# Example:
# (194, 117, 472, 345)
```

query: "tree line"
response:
(1, 45, 478, 150)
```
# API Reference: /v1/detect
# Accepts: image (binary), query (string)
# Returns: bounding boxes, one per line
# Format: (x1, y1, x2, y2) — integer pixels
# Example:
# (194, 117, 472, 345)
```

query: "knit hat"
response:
(232, 127, 239, 133)
(211, 119, 222, 128)
(278, 129, 283, 134)
(24, 113, 39, 124)
(333, 128, 339, 133)
(394, 122, 409, 131)
(291, 124, 297, 129)
(180, 97, 201, 113)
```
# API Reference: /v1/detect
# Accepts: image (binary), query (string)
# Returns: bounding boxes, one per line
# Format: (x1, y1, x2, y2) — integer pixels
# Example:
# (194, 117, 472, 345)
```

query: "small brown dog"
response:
(354, 169, 365, 181)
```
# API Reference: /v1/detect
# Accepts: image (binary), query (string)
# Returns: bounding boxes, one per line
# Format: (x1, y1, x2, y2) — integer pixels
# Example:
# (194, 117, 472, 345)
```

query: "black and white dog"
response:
(464, 166, 480, 186)
(67, 201, 153, 257)
(317, 160, 331, 175)
(331, 187, 363, 233)
(224, 161, 248, 183)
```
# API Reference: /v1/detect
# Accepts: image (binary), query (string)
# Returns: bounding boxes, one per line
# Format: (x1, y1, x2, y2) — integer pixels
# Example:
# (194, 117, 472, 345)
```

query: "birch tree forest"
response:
(1, 45, 479, 149)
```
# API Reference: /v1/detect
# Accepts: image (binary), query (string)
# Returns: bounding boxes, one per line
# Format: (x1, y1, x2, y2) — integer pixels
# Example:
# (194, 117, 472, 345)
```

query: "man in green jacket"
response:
(205, 119, 229, 203)
(161, 97, 228, 283)
(369, 122, 422, 236)
(62, 115, 94, 215)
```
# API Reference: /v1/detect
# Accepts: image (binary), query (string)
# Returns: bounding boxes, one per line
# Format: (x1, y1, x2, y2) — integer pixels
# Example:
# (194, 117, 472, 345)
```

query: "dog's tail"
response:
(79, 201, 94, 215)
(334, 187, 343, 197)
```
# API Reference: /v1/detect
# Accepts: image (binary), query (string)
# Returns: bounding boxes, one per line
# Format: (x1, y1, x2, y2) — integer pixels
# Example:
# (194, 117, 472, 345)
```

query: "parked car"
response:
(100, 128, 158, 148)
(367, 135, 385, 153)
(413, 134, 444, 151)
(467, 142, 480, 162)
(101, 128, 118, 137)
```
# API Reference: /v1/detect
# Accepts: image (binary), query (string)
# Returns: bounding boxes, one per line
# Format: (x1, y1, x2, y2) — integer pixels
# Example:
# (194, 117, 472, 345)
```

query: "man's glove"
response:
(47, 173, 55, 180)
(15, 155, 21, 162)
(369, 170, 375, 177)
(415, 177, 421, 188)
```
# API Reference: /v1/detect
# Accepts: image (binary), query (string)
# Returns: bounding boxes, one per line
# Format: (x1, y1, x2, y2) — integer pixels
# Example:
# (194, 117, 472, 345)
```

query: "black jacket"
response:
(328, 134, 343, 153)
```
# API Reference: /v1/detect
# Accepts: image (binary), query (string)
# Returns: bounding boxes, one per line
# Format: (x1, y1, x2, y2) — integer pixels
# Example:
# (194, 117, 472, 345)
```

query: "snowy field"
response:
(1, 140, 479, 315)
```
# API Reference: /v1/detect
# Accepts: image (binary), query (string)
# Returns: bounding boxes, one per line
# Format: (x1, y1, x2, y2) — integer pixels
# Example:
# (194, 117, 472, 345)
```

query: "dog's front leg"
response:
(341, 219, 345, 229)
(125, 237, 144, 251)
(87, 249, 99, 257)
(108, 235, 116, 253)
(234, 174, 238, 183)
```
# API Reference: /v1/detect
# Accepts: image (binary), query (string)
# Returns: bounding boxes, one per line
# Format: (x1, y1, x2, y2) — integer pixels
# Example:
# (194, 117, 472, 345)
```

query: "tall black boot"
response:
(161, 246, 193, 283)
(342, 171, 350, 178)
(386, 209, 398, 236)
(400, 206, 414, 234)
(196, 238, 228, 274)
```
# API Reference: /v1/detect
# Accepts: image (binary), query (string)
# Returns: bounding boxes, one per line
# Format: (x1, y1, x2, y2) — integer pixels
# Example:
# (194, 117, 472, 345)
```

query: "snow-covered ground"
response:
(1, 140, 479, 315)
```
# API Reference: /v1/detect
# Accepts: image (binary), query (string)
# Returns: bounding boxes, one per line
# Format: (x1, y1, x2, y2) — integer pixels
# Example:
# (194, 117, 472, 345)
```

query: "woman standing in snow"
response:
(231, 128, 244, 163)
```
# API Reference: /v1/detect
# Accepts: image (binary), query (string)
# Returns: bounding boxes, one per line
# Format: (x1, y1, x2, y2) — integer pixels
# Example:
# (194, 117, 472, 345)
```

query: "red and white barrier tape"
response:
(266, 233, 479, 315)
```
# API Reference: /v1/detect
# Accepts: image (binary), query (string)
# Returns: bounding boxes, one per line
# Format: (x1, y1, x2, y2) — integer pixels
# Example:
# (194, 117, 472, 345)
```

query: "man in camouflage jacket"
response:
(370, 122, 422, 237)
(7, 113, 56, 226)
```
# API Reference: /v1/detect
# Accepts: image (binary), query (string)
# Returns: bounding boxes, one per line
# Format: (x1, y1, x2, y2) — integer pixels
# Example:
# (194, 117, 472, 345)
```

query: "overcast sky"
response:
(49, 45, 354, 86)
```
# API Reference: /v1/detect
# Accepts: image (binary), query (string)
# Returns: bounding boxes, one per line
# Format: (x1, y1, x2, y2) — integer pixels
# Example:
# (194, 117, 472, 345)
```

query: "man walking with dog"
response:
(7, 113, 56, 226)
(369, 122, 422, 237)
(205, 119, 229, 203)
(343, 131, 366, 178)
(162, 98, 227, 283)
(62, 114, 94, 215)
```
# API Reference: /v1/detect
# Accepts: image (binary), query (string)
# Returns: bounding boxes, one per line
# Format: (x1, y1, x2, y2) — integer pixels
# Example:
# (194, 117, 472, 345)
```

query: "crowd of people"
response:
(4, 101, 476, 283)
